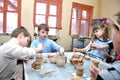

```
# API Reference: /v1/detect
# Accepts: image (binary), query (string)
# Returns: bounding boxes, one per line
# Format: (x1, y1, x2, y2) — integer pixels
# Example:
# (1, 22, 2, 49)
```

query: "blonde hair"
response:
(112, 11, 120, 31)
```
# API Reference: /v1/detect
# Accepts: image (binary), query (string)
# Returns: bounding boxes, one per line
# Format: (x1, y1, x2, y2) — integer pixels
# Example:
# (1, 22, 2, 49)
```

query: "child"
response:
(30, 23, 64, 53)
(0, 27, 43, 80)
(73, 21, 112, 61)
(90, 11, 120, 80)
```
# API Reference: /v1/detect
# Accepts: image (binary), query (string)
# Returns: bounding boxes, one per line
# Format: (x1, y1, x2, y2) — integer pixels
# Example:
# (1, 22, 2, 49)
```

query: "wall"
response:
(0, 0, 100, 51)
(100, 0, 120, 18)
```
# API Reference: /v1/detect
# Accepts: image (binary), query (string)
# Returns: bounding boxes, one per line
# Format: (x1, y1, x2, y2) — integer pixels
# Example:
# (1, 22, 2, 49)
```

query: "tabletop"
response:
(24, 52, 111, 80)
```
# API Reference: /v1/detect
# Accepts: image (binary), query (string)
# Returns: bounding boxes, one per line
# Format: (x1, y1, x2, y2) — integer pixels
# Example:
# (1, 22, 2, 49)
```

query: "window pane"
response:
(6, 12, 18, 33)
(8, 0, 18, 11)
(0, 12, 3, 33)
(82, 10, 87, 19)
(0, 0, 4, 10)
(80, 20, 88, 36)
(48, 16, 56, 27)
(49, 29, 59, 35)
(71, 19, 78, 35)
(36, 15, 45, 25)
(49, 5, 57, 15)
(72, 8, 77, 19)
(71, 8, 79, 35)
(36, 3, 46, 14)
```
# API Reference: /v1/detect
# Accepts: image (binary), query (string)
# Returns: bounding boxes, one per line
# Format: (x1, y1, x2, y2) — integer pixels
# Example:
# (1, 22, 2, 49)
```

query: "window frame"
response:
(34, 0, 62, 30)
(69, 2, 93, 37)
(0, 0, 21, 33)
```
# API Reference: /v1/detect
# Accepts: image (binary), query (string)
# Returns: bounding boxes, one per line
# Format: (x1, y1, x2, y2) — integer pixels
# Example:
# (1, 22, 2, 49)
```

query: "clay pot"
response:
(75, 61, 84, 69)
(70, 58, 74, 64)
(56, 55, 66, 67)
(42, 59, 47, 63)
(70, 76, 81, 80)
(47, 54, 55, 58)
(34, 61, 41, 70)
(73, 53, 81, 58)
(90, 76, 96, 80)
(32, 62, 35, 68)
(92, 60, 99, 67)
(36, 54, 43, 62)
(72, 59, 83, 65)
(84, 55, 90, 60)
(32, 61, 41, 70)
(49, 57, 56, 64)
(76, 66, 84, 77)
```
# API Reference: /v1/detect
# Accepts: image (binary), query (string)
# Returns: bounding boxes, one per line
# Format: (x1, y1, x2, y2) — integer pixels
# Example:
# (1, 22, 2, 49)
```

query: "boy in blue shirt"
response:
(31, 23, 64, 53)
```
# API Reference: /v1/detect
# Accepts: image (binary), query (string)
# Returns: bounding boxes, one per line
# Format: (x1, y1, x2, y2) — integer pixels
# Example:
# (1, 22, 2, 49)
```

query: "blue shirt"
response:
(87, 38, 112, 61)
(30, 38, 64, 53)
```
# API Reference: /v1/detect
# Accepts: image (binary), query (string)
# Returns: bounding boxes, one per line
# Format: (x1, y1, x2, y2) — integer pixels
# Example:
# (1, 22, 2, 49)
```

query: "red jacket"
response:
(116, 53, 120, 60)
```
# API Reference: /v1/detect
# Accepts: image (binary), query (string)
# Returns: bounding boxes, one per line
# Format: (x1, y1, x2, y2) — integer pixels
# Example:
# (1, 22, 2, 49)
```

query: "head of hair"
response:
(111, 11, 120, 53)
(112, 11, 120, 31)
(38, 23, 49, 31)
(11, 26, 32, 45)
(91, 22, 109, 40)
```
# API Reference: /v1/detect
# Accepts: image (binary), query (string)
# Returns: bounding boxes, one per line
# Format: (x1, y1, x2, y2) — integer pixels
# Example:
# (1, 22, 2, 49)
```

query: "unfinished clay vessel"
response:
(56, 55, 66, 67)
(36, 54, 43, 62)
(76, 66, 84, 77)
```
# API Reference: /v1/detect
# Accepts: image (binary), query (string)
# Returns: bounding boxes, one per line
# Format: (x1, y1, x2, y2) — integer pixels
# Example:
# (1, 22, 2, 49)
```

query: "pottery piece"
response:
(73, 53, 81, 58)
(49, 57, 56, 64)
(42, 59, 47, 63)
(56, 55, 66, 67)
(75, 61, 84, 69)
(70, 76, 81, 80)
(90, 76, 96, 80)
(47, 54, 55, 58)
(90, 60, 99, 80)
(84, 55, 91, 60)
(72, 59, 82, 65)
(76, 66, 84, 77)
(36, 54, 43, 62)
(32, 61, 41, 70)
(92, 60, 99, 67)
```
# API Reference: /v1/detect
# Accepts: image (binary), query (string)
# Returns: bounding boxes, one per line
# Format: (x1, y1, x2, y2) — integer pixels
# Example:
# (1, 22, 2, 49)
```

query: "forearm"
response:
(77, 48, 86, 53)
(98, 45, 109, 50)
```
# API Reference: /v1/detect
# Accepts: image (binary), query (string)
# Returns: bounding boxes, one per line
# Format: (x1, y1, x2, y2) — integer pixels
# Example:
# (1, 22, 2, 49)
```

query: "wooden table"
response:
(24, 52, 111, 80)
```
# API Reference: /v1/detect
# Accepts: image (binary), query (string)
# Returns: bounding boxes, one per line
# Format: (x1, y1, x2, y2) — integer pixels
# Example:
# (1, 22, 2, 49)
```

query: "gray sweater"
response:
(98, 60, 120, 80)
(0, 38, 36, 80)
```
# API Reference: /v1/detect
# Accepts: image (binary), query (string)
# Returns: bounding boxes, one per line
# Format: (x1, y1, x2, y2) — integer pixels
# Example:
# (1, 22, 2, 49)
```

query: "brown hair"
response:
(11, 26, 31, 45)
(38, 23, 49, 31)
(91, 22, 109, 40)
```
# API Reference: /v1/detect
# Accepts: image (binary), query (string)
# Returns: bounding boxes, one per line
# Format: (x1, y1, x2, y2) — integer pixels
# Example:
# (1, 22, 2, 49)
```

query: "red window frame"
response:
(69, 2, 93, 37)
(0, 0, 21, 33)
(34, 0, 62, 30)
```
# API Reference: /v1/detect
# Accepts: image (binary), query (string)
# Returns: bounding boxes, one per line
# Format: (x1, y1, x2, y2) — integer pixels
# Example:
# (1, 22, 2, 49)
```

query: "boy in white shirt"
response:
(0, 26, 43, 80)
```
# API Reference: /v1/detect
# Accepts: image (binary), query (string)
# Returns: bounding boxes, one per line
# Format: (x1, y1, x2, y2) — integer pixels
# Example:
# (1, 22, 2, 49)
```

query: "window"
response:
(0, 0, 21, 34)
(34, 0, 62, 35)
(69, 2, 93, 37)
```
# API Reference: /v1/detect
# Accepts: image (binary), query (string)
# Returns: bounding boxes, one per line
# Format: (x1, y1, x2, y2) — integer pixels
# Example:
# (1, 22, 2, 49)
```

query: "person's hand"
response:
(35, 43, 44, 53)
(90, 43, 96, 50)
(90, 64, 102, 79)
(101, 52, 108, 58)
(90, 43, 101, 50)
(18, 58, 29, 63)
(73, 48, 78, 52)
